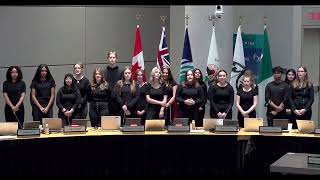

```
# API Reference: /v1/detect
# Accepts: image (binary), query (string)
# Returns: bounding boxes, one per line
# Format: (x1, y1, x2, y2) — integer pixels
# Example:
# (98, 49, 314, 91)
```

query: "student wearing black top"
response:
(176, 69, 204, 126)
(3, 66, 26, 129)
(135, 69, 147, 124)
(88, 67, 111, 128)
(208, 69, 234, 120)
(194, 68, 207, 126)
(161, 67, 177, 125)
(145, 67, 167, 119)
(114, 67, 139, 123)
(284, 68, 297, 127)
(104, 51, 122, 116)
(265, 66, 289, 126)
(30, 64, 56, 123)
(56, 74, 81, 126)
(73, 62, 90, 119)
(289, 66, 314, 123)
(236, 73, 258, 128)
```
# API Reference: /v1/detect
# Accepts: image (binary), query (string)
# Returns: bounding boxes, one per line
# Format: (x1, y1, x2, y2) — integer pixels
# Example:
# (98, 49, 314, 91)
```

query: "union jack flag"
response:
(157, 26, 170, 70)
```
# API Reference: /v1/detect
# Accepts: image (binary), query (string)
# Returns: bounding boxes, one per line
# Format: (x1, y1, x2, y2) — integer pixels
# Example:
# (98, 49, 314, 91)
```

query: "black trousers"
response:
(74, 103, 88, 119)
(109, 98, 121, 116)
(5, 104, 24, 129)
(178, 106, 201, 127)
(266, 110, 286, 126)
(31, 102, 53, 124)
(89, 102, 109, 127)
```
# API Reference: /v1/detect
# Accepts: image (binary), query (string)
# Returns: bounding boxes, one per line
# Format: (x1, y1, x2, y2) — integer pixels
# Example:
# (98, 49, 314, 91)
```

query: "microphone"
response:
(13, 111, 23, 129)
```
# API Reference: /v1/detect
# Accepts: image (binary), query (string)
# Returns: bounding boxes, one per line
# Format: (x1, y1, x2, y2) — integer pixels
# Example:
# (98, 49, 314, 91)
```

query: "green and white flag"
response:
(257, 25, 273, 121)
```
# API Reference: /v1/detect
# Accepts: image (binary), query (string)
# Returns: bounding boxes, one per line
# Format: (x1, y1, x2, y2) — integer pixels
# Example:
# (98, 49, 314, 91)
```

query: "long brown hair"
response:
(115, 66, 136, 96)
(91, 67, 108, 90)
(292, 66, 312, 89)
(183, 69, 199, 88)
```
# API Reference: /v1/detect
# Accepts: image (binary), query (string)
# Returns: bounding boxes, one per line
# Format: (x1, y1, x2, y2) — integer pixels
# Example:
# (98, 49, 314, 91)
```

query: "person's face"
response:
(11, 68, 18, 81)
(186, 71, 194, 82)
(40, 67, 48, 78)
(287, 72, 295, 81)
(218, 71, 227, 83)
(74, 64, 82, 75)
(153, 69, 160, 80)
(108, 53, 117, 66)
(273, 71, 282, 80)
(297, 67, 306, 80)
(65, 76, 73, 86)
(243, 77, 251, 87)
(124, 69, 132, 81)
(194, 70, 201, 79)
(95, 71, 102, 83)
(137, 71, 143, 82)
(162, 69, 169, 80)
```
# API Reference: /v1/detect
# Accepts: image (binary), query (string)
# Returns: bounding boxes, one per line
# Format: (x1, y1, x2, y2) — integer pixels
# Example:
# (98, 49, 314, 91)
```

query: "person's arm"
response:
(56, 89, 64, 110)
(288, 85, 297, 111)
(31, 88, 43, 110)
(167, 85, 177, 107)
(304, 84, 314, 112)
(228, 85, 235, 112)
(80, 79, 89, 105)
(194, 86, 204, 106)
(114, 83, 124, 107)
(236, 95, 245, 115)
(72, 89, 81, 111)
(46, 87, 55, 111)
(175, 85, 185, 104)
(3, 93, 14, 109)
(200, 84, 208, 108)
(127, 84, 140, 109)
(207, 85, 219, 114)
(15, 82, 26, 109)
(246, 95, 258, 114)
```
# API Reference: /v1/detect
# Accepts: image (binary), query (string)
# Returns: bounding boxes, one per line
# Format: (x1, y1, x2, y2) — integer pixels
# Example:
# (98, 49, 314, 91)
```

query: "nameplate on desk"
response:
(314, 128, 320, 134)
(122, 125, 144, 132)
(63, 125, 86, 132)
(308, 155, 320, 165)
(215, 125, 238, 132)
(259, 126, 282, 133)
(17, 129, 41, 136)
(167, 125, 190, 132)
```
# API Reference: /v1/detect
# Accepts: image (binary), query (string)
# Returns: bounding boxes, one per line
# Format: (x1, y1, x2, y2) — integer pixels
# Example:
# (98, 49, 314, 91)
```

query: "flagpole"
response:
(185, 14, 190, 27)
(160, 15, 166, 26)
(136, 13, 142, 27)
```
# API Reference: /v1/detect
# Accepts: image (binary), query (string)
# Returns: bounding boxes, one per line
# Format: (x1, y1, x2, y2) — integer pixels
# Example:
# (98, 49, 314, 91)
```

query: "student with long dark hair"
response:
(135, 69, 147, 124)
(194, 68, 207, 126)
(284, 68, 297, 127)
(114, 66, 139, 121)
(208, 69, 234, 120)
(176, 69, 204, 126)
(3, 66, 26, 129)
(161, 67, 177, 125)
(30, 64, 55, 123)
(73, 62, 90, 119)
(88, 67, 111, 128)
(289, 66, 314, 123)
(56, 74, 81, 126)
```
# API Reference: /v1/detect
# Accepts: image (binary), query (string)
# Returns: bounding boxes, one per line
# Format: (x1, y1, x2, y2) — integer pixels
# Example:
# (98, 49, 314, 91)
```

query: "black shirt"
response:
(3, 81, 26, 105)
(115, 83, 139, 109)
(164, 80, 177, 98)
(237, 87, 258, 111)
(136, 83, 147, 109)
(56, 87, 81, 111)
(208, 83, 234, 114)
(176, 84, 204, 109)
(265, 81, 289, 112)
(104, 65, 121, 93)
(88, 85, 112, 103)
(289, 83, 314, 111)
(145, 83, 167, 110)
(74, 76, 90, 107)
(30, 79, 56, 104)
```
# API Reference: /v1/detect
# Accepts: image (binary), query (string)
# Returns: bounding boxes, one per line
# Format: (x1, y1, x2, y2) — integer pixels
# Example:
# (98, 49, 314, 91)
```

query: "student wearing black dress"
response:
(104, 51, 122, 116)
(56, 74, 81, 126)
(73, 62, 90, 119)
(208, 69, 234, 120)
(30, 64, 55, 123)
(135, 69, 147, 124)
(265, 66, 289, 126)
(288, 66, 314, 123)
(161, 67, 177, 125)
(194, 68, 207, 125)
(284, 69, 297, 128)
(236, 73, 258, 128)
(3, 66, 26, 129)
(88, 67, 111, 128)
(176, 69, 204, 126)
(145, 67, 167, 120)
(114, 67, 139, 123)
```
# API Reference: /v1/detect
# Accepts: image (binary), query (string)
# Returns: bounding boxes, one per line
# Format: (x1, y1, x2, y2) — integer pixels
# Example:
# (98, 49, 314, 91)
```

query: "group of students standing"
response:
(2, 51, 314, 130)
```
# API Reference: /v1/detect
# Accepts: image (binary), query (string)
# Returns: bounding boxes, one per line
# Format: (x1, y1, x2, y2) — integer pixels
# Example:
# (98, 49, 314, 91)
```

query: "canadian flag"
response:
(131, 25, 146, 82)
